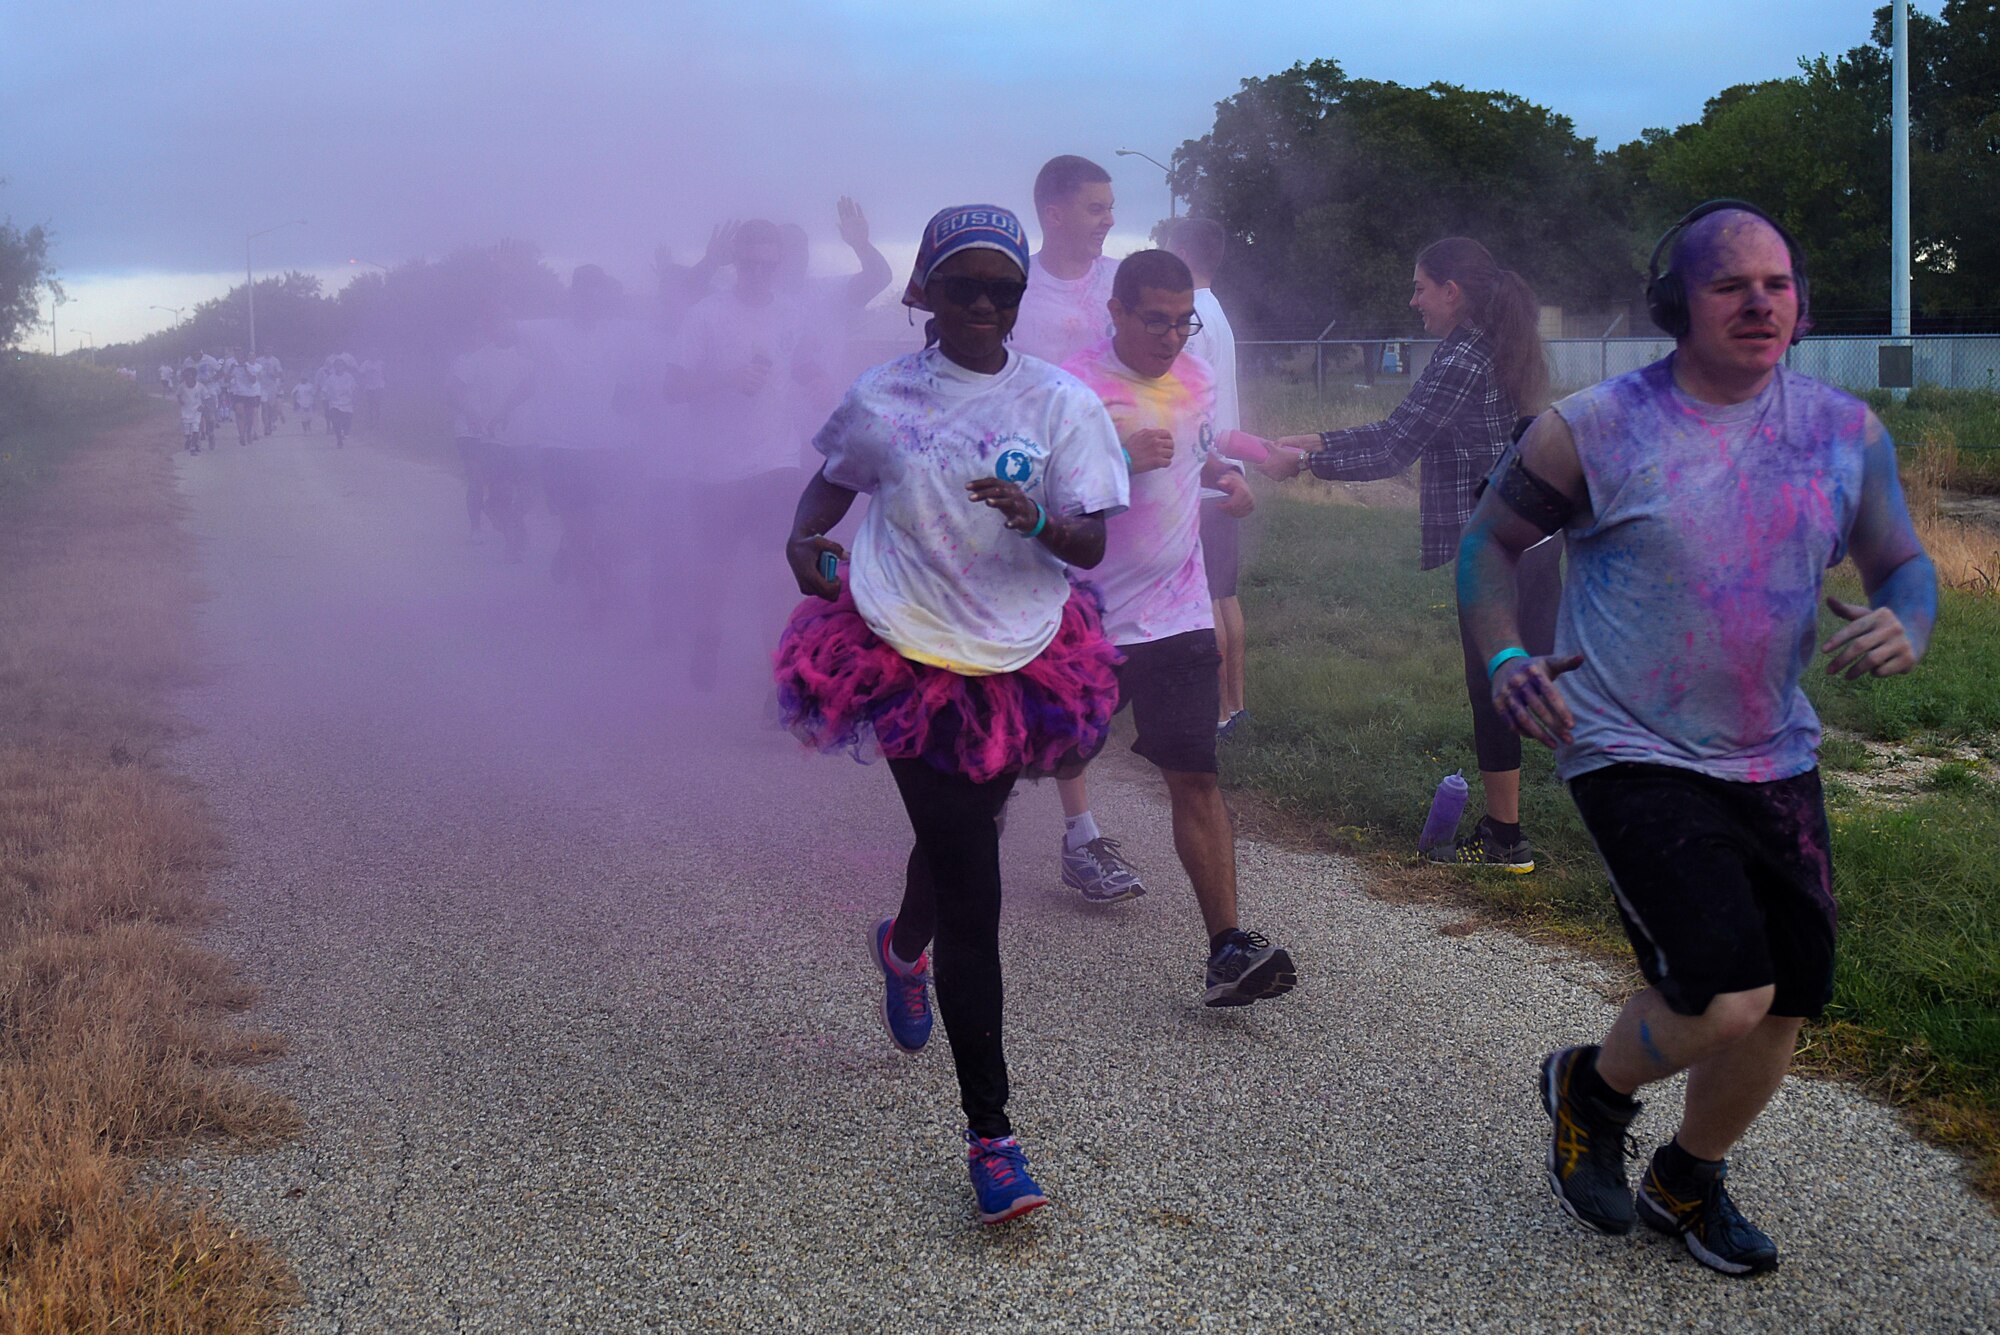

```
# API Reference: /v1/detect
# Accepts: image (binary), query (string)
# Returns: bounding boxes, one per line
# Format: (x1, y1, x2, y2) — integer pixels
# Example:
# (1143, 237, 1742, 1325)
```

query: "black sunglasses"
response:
(930, 275, 1028, 310)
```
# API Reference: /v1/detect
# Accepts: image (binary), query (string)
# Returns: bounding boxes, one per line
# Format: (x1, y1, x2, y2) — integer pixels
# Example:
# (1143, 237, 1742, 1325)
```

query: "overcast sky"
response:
(2, 0, 1918, 347)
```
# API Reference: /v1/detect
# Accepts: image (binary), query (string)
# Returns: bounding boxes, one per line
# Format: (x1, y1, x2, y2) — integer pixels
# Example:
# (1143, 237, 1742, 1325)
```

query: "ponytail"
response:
(1415, 237, 1550, 414)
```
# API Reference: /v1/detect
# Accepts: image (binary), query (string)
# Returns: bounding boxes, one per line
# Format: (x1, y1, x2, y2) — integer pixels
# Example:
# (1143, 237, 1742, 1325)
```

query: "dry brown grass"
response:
(1901, 443, 2000, 596)
(0, 413, 299, 1332)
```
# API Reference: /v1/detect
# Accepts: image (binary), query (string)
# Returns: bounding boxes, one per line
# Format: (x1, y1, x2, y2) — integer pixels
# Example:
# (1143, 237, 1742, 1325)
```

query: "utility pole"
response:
(245, 220, 306, 356)
(1891, 0, 1912, 397)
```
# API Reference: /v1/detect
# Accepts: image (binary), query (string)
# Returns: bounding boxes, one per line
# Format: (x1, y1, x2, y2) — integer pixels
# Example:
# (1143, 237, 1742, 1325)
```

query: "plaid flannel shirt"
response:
(1306, 324, 1516, 570)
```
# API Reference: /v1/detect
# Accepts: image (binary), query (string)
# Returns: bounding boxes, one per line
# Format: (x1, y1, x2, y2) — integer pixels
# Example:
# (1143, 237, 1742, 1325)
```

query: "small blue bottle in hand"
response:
(1419, 771, 1470, 855)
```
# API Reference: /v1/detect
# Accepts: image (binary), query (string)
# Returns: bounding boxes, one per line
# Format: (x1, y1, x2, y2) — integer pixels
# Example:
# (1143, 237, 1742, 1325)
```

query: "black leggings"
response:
(1458, 536, 1563, 774)
(886, 758, 1017, 1140)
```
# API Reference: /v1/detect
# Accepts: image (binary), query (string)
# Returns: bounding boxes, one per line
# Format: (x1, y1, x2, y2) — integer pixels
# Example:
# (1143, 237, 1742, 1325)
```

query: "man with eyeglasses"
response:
(1064, 249, 1297, 1006)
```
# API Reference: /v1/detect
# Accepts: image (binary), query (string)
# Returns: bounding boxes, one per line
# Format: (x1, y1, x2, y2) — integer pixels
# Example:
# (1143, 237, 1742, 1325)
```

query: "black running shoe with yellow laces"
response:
(1428, 817, 1534, 873)
(1539, 1046, 1640, 1234)
(1638, 1151, 1780, 1276)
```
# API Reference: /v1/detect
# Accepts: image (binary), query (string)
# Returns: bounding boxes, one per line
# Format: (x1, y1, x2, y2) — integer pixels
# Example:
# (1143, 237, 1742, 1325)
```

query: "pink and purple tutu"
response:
(774, 583, 1122, 783)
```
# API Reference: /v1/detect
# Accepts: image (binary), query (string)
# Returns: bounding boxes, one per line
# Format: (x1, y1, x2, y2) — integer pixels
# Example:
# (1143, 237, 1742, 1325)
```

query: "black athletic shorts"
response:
(1199, 496, 1241, 599)
(1568, 763, 1836, 1019)
(1113, 629, 1222, 774)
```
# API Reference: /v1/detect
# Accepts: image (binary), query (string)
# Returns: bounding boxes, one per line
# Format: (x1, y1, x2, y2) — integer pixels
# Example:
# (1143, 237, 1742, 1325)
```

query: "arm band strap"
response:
(1493, 455, 1577, 536)
(1487, 647, 1530, 679)
(1025, 501, 1048, 539)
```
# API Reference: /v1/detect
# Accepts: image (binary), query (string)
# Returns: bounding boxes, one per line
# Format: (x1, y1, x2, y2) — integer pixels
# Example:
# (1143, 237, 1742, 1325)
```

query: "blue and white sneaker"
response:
(869, 918, 932, 1054)
(1060, 835, 1147, 904)
(965, 1131, 1047, 1224)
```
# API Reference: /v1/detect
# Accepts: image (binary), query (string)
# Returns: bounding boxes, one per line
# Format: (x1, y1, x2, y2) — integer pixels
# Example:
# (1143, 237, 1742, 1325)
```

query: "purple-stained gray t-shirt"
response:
(1550, 358, 1873, 783)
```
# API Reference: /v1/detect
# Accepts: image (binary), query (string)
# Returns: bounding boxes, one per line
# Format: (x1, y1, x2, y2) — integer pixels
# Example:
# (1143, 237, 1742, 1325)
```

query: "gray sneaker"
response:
(1060, 836, 1146, 904)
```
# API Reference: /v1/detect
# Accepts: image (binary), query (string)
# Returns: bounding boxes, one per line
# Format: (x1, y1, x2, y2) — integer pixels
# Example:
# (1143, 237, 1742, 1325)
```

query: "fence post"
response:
(1315, 342, 1324, 405)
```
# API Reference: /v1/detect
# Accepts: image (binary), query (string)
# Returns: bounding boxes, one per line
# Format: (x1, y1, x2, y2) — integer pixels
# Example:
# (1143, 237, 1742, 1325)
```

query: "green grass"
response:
(1231, 491, 2000, 1190)
(1866, 387, 2000, 494)
(0, 355, 151, 509)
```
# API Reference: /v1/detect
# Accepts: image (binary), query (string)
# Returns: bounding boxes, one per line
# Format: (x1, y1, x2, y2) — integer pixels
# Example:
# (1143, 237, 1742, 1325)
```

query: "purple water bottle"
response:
(1419, 771, 1470, 854)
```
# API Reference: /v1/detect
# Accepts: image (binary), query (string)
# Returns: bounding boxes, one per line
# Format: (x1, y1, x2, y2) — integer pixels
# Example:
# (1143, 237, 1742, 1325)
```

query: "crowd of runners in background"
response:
(162, 348, 382, 454)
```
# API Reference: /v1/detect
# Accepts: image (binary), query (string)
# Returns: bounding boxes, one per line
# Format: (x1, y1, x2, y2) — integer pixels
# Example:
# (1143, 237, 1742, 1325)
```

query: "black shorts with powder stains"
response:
(1568, 763, 1836, 1019)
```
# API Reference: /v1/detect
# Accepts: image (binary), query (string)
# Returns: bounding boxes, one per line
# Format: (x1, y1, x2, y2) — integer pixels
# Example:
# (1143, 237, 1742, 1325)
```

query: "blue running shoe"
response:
(869, 918, 932, 1054)
(965, 1131, 1047, 1224)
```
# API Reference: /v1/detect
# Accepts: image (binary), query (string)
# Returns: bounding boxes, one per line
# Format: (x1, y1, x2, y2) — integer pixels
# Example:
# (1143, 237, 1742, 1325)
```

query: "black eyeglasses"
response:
(1137, 314, 1204, 338)
(930, 276, 1028, 310)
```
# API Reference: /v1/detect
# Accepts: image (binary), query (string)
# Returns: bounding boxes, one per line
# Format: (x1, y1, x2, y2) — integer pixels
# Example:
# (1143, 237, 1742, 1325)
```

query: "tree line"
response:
(1170, 3, 1999, 338)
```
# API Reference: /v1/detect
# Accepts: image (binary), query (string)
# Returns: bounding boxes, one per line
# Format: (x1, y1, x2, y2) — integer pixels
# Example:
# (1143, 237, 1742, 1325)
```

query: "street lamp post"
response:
(75, 330, 96, 364)
(347, 257, 390, 272)
(149, 304, 187, 325)
(1115, 148, 1177, 219)
(246, 219, 306, 356)
(50, 291, 69, 356)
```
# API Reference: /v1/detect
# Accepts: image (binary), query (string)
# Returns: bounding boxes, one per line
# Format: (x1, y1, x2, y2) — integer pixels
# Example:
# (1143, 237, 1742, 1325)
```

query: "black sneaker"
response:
(1428, 817, 1534, 873)
(1638, 1152, 1780, 1277)
(1539, 1046, 1640, 1234)
(1204, 930, 1296, 1007)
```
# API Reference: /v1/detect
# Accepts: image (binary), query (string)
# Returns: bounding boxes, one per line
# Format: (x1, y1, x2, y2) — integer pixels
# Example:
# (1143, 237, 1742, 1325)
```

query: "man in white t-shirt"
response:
(1011, 155, 1119, 369)
(664, 218, 823, 688)
(516, 266, 656, 619)
(1064, 248, 1294, 1006)
(322, 355, 360, 448)
(256, 353, 284, 434)
(1008, 154, 1142, 903)
(1164, 217, 1253, 736)
(226, 350, 262, 446)
(449, 310, 536, 561)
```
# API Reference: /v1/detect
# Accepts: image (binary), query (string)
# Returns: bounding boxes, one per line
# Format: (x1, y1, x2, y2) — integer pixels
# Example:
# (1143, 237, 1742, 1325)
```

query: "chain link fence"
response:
(1238, 335, 2000, 401)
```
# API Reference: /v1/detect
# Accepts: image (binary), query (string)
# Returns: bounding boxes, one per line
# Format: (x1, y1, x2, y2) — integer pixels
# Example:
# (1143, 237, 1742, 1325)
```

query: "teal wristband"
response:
(1025, 501, 1048, 539)
(1486, 646, 1529, 679)
(1122, 446, 1133, 469)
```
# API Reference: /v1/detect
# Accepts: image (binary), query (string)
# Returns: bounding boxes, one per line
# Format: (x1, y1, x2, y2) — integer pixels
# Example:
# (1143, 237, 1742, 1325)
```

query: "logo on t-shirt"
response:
(995, 449, 1034, 484)
(1197, 419, 1216, 458)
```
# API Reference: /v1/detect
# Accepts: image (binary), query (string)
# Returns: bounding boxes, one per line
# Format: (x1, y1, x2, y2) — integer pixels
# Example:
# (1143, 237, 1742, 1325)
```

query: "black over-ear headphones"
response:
(1645, 198, 1811, 344)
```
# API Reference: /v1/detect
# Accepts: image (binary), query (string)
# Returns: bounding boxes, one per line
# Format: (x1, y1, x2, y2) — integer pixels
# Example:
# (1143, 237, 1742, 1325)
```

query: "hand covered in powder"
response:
(1491, 654, 1586, 749)
(1215, 469, 1255, 518)
(966, 478, 1042, 534)
(1821, 599, 1919, 678)
(1125, 427, 1175, 473)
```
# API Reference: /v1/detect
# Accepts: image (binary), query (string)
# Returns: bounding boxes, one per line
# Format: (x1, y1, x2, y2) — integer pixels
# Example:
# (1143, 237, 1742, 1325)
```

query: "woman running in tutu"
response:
(776, 204, 1129, 1224)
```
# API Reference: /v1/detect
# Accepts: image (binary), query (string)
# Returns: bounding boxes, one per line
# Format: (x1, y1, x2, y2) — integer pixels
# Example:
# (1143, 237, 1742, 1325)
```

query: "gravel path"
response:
(171, 430, 2000, 1332)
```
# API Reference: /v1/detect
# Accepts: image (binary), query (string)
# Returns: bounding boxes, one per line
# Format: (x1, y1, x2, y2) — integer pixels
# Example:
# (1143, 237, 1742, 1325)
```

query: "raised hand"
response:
(1822, 597, 1919, 678)
(837, 197, 870, 249)
(1492, 653, 1586, 748)
(703, 220, 741, 268)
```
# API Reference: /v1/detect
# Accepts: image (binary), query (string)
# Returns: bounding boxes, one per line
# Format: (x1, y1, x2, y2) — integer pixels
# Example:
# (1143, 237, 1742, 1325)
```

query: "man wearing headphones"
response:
(1456, 203, 1936, 1277)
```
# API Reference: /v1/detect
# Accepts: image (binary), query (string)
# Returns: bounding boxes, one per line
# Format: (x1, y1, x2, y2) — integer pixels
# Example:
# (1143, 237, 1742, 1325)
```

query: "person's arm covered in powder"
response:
(836, 198, 893, 310)
(1822, 415, 1936, 677)
(1456, 411, 1588, 747)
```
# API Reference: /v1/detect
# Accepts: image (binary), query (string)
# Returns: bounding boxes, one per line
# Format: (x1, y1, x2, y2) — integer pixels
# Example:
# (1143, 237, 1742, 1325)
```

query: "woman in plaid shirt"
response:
(1267, 237, 1556, 870)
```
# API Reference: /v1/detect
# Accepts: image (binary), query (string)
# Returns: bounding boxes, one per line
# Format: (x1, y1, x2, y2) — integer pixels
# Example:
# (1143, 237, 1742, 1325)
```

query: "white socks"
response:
(1063, 810, 1101, 852)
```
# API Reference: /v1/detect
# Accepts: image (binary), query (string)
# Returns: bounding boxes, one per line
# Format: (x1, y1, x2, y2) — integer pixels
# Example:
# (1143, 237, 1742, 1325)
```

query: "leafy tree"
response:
(1169, 60, 1638, 337)
(0, 215, 58, 349)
